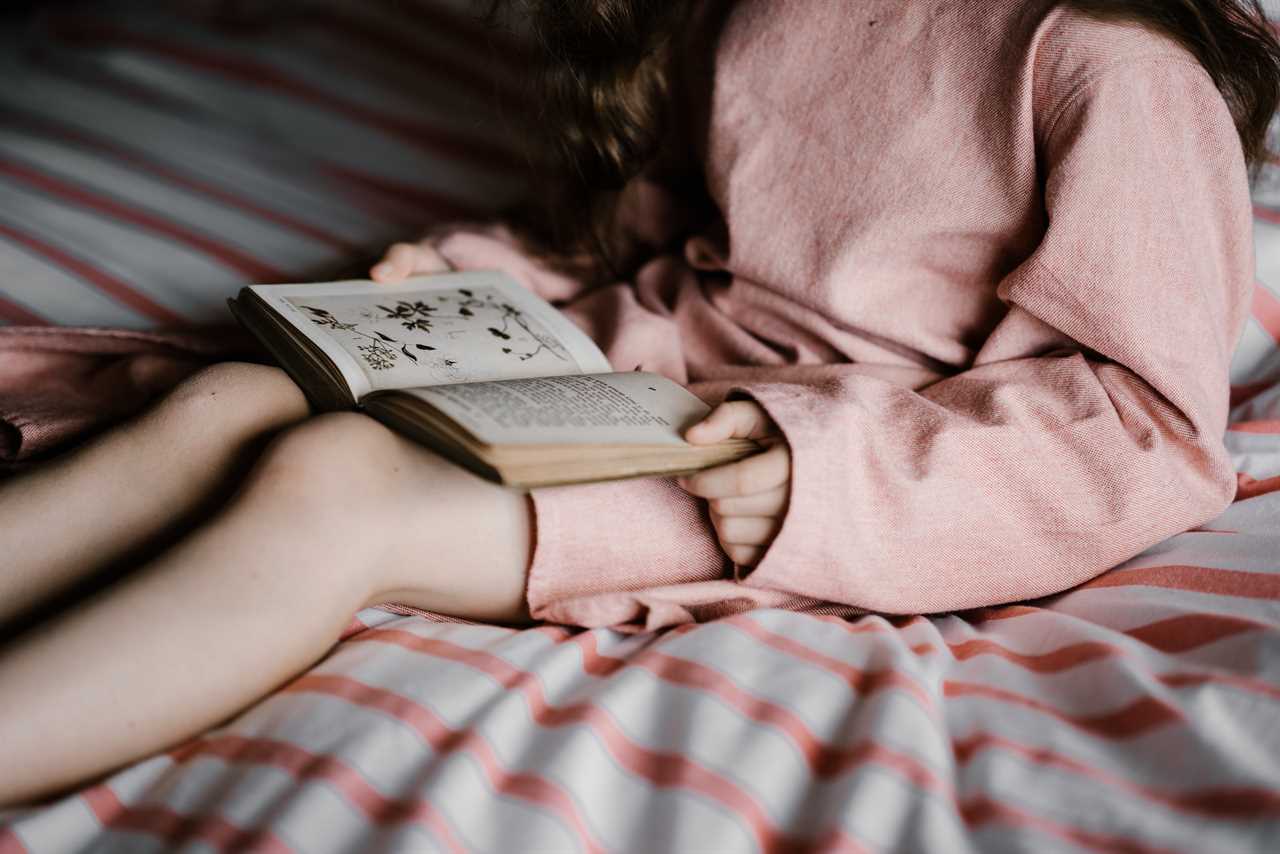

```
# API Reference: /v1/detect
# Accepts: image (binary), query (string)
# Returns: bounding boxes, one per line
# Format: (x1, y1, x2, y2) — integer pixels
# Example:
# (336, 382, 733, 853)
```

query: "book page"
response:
(246, 272, 612, 399)
(398, 371, 713, 446)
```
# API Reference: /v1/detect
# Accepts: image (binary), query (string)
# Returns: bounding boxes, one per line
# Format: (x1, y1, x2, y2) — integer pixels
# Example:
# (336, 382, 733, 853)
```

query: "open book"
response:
(228, 272, 763, 488)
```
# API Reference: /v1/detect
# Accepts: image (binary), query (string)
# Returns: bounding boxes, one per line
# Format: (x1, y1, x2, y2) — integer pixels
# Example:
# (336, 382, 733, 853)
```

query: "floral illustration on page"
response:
(286, 286, 577, 386)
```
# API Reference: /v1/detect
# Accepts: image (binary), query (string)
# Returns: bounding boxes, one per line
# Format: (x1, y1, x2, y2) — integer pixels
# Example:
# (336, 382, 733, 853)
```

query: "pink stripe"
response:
(739, 614, 1280, 817)
(574, 628, 945, 787)
(945, 681, 1183, 738)
(606, 615, 1237, 784)
(934, 638, 1280, 703)
(0, 295, 50, 325)
(50, 19, 525, 174)
(808, 829, 874, 854)
(940, 603, 1266, 647)
(28, 50, 441, 227)
(364, 621, 1263, 841)
(166, 735, 467, 852)
(1, 106, 358, 251)
(352, 628, 838, 851)
(1255, 203, 1280, 225)
(285, 672, 611, 854)
(726, 614, 938, 710)
(1159, 671, 1280, 701)
(1237, 472, 1280, 501)
(955, 732, 1280, 819)
(824, 608, 1269, 681)
(965, 604, 1044, 622)
(1123, 612, 1266, 652)
(339, 615, 371, 641)
(934, 614, 1266, 687)
(1228, 419, 1280, 434)
(961, 797, 1182, 854)
(941, 637, 1114, 671)
(1080, 564, 1280, 600)
(365, 621, 1211, 841)
(1252, 279, 1280, 345)
(80, 784, 291, 853)
(0, 159, 288, 281)
(0, 829, 28, 854)
(1230, 379, 1276, 408)
(0, 221, 184, 324)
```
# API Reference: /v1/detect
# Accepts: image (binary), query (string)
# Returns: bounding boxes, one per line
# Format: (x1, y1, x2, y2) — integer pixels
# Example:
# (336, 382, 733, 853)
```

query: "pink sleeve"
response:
(427, 219, 592, 305)
(726, 58, 1255, 613)
(428, 172, 695, 306)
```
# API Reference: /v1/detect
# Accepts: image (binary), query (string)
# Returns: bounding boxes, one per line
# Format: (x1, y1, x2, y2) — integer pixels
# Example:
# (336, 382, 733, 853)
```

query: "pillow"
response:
(0, 0, 533, 327)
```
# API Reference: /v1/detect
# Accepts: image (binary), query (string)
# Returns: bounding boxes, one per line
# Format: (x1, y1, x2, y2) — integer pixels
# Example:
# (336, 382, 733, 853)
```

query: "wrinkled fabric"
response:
(429, 0, 1255, 629)
(0, 326, 255, 470)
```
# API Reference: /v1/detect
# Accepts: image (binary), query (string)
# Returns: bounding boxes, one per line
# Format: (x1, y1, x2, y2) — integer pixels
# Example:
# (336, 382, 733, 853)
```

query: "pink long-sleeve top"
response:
(430, 0, 1254, 616)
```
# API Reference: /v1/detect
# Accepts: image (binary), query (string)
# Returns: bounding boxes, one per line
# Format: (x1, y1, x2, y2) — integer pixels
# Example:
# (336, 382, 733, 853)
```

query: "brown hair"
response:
(482, 0, 1280, 286)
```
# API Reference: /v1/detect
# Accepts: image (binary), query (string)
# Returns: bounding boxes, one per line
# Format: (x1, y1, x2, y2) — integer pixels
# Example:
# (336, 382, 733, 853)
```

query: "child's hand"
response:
(370, 241, 454, 283)
(677, 401, 791, 568)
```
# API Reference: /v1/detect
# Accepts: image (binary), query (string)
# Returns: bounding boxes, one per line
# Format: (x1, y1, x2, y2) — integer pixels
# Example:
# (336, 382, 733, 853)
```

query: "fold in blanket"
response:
(0, 326, 259, 470)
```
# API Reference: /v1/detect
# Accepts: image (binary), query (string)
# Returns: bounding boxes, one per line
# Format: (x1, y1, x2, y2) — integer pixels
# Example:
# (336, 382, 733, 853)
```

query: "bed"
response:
(2, 1, 1279, 851)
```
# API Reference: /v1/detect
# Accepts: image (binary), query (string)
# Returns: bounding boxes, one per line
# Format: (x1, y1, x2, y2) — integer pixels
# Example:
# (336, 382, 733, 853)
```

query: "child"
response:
(1, 0, 1277, 808)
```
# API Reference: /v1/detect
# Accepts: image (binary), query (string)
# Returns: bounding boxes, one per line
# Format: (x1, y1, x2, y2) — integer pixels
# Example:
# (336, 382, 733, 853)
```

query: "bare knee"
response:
(145, 362, 310, 449)
(241, 415, 533, 622)
(161, 362, 309, 424)
(241, 412, 412, 523)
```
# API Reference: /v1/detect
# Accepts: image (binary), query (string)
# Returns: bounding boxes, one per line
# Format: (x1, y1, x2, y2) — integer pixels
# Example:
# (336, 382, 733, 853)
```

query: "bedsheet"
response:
(1, 390, 1278, 853)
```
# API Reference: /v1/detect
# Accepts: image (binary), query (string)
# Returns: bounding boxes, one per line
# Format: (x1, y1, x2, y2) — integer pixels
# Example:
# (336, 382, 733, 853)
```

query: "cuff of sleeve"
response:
(721, 382, 855, 601)
(431, 221, 588, 304)
(523, 476, 733, 630)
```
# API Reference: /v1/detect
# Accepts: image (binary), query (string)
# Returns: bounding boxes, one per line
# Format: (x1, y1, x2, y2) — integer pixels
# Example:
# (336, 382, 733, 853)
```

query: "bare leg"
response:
(0, 413, 533, 808)
(0, 363, 310, 626)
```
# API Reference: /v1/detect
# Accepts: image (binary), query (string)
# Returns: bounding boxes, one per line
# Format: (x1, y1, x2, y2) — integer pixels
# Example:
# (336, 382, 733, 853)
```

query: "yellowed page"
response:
(396, 372, 713, 446)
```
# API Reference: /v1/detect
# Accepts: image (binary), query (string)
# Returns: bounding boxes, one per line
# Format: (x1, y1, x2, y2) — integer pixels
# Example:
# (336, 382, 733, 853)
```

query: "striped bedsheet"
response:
(2, 473, 1278, 852)
(2, 2, 1280, 852)
(0, 0, 531, 327)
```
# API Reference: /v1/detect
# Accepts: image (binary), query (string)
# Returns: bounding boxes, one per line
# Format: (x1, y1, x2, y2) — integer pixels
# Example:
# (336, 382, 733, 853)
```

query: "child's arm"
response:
(371, 171, 697, 304)
(702, 57, 1254, 613)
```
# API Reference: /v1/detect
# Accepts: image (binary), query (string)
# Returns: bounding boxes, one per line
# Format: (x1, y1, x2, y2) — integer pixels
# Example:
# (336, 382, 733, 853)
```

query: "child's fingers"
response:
(678, 443, 790, 499)
(685, 401, 777, 444)
(370, 242, 417, 282)
(370, 242, 452, 283)
(711, 514, 778, 546)
(709, 484, 788, 517)
(412, 244, 454, 274)
(724, 544, 763, 567)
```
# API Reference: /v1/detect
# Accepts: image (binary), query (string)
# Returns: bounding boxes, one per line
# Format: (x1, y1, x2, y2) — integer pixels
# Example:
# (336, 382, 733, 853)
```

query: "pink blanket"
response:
(0, 326, 256, 471)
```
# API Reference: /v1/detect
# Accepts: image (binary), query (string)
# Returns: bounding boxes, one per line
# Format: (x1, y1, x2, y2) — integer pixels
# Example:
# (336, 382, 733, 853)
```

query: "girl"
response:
(1, 0, 1277, 809)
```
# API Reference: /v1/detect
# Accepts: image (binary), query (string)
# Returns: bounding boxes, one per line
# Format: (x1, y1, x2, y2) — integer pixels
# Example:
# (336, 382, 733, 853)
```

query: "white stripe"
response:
(0, 181, 235, 322)
(0, 231, 143, 327)
(97, 54, 526, 208)
(0, 139, 337, 268)
(0, 70, 404, 239)
(327, 636, 760, 852)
